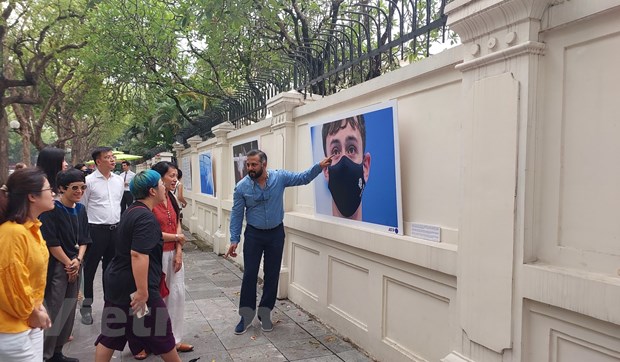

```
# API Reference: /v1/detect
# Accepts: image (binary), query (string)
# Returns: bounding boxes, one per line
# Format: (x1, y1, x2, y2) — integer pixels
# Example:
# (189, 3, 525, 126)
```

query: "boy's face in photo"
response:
(325, 121, 365, 165)
(322, 118, 371, 220)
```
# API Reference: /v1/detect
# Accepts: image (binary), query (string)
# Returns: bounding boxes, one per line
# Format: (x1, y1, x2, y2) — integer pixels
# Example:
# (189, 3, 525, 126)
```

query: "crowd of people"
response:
(0, 147, 191, 362)
(1, 144, 334, 362)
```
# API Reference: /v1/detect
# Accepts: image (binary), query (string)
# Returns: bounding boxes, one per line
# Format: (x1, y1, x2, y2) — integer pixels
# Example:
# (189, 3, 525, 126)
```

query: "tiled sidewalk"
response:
(65, 233, 373, 361)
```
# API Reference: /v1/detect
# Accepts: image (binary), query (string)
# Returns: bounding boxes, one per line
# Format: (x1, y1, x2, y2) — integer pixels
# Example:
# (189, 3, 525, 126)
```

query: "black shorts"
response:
(94, 298, 176, 355)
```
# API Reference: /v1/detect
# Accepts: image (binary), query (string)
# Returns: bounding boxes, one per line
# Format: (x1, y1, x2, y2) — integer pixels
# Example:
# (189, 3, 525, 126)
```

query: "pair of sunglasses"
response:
(65, 185, 87, 191)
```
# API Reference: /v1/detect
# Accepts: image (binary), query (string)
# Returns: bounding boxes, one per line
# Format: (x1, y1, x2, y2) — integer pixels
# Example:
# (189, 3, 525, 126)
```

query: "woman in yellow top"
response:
(0, 168, 56, 361)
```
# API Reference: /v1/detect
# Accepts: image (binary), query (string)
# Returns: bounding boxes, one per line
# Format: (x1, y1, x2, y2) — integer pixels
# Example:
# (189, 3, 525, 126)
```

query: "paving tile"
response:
(263, 318, 312, 342)
(193, 297, 239, 322)
(338, 349, 375, 362)
(213, 279, 243, 288)
(273, 337, 334, 360)
(276, 299, 300, 312)
(319, 334, 354, 354)
(188, 288, 228, 300)
(284, 307, 314, 323)
(228, 343, 287, 362)
(215, 325, 272, 350)
(292, 356, 344, 362)
(298, 320, 330, 337)
(184, 349, 234, 362)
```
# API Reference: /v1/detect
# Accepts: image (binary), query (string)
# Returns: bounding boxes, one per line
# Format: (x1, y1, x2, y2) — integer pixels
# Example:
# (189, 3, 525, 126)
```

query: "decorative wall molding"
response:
(266, 90, 305, 116)
(211, 121, 235, 145)
(455, 40, 546, 71)
(446, 0, 556, 42)
(186, 135, 203, 152)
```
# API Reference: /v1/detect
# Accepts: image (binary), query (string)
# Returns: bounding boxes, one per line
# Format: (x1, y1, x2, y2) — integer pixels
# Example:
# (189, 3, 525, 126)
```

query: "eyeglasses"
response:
(40, 188, 54, 194)
(67, 185, 87, 191)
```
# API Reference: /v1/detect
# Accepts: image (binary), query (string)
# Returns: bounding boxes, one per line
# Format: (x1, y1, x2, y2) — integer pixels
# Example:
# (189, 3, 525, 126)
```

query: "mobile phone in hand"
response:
(130, 292, 149, 318)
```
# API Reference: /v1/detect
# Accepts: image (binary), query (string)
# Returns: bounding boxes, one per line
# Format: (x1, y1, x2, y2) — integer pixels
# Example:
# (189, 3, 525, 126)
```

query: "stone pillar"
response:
(172, 142, 188, 228)
(444, 0, 554, 361)
(186, 135, 202, 234)
(211, 122, 236, 255)
(267, 90, 305, 299)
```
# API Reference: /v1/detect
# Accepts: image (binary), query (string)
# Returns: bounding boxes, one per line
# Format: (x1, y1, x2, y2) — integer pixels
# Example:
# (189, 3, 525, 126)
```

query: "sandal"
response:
(176, 343, 194, 352)
(134, 350, 149, 360)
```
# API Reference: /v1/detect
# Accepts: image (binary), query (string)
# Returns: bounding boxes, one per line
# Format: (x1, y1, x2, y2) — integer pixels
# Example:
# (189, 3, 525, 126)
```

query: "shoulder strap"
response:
(125, 205, 148, 214)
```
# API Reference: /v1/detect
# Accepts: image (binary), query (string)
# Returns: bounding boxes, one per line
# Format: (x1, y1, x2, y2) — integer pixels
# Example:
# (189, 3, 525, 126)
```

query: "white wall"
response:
(174, 1, 620, 361)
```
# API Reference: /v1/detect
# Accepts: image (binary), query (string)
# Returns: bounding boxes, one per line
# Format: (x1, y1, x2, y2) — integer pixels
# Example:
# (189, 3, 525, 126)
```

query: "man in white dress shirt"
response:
(80, 146, 124, 325)
(120, 160, 136, 214)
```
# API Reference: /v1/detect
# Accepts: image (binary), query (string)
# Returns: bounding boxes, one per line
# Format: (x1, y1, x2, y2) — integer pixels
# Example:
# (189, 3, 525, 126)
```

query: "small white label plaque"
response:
(411, 223, 441, 242)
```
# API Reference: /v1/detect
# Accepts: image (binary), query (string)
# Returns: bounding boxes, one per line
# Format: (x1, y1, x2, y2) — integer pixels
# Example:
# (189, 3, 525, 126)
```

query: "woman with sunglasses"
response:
(0, 168, 55, 361)
(39, 168, 91, 362)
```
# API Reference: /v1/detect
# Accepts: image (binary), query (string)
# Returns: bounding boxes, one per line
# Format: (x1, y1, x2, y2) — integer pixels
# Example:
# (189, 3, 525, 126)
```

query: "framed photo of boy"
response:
(310, 100, 403, 235)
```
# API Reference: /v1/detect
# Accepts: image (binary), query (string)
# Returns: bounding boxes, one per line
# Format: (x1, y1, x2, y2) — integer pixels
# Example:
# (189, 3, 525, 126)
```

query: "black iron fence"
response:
(177, 0, 451, 143)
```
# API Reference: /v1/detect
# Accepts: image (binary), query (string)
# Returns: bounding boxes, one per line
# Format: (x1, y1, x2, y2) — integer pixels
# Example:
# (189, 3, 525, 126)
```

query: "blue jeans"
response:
(239, 223, 285, 318)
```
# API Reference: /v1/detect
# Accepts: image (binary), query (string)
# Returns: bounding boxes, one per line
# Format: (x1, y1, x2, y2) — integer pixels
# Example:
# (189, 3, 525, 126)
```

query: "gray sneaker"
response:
(258, 314, 273, 332)
(80, 307, 93, 325)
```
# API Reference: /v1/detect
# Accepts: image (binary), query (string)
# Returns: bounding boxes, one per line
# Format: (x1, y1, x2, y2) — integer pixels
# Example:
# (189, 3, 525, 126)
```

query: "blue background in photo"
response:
(199, 152, 214, 195)
(311, 106, 398, 230)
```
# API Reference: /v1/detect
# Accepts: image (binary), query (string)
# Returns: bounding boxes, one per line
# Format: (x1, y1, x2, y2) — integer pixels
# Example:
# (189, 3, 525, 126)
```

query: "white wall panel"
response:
(327, 257, 370, 330)
(290, 241, 321, 301)
(523, 301, 620, 362)
(383, 277, 450, 361)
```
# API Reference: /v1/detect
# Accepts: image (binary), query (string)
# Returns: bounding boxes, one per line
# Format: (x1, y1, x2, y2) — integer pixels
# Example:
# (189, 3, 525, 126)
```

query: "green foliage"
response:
(2, 0, 456, 169)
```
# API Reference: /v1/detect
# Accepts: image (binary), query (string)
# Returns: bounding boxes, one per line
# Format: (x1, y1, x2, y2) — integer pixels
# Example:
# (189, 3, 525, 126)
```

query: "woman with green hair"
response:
(94, 170, 181, 362)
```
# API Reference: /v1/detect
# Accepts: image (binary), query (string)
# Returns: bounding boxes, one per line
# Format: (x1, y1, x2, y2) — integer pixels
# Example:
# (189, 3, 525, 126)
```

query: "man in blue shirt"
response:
(226, 149, 332, 335)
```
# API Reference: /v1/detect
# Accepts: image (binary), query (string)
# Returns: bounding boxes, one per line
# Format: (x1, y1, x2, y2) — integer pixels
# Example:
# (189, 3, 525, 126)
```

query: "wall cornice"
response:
(455, 40, 545, 71)
(267, 90, 305, 116)
(211, 121, 236, 145)
(186, 135, 203, 153)
(446, 0, 554, 42)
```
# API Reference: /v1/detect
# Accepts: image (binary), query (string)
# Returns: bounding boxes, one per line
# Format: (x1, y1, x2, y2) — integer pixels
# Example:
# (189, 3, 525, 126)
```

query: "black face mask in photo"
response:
(328, 156, 365, 217)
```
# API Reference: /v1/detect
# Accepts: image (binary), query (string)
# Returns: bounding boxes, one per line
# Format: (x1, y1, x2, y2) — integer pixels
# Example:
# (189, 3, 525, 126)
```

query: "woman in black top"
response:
(94, 170, 181, 362)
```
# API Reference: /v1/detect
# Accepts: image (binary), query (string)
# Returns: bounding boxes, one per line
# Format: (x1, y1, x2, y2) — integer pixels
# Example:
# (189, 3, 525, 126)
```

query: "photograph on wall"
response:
(180, 156, 192, 191)
(310, 100, 403, 235)
(199, 151, 215, 196)
(232, 139, 259, 184)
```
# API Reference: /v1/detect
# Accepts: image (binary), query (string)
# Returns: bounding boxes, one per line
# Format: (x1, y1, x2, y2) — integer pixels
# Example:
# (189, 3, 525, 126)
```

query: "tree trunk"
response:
(21, 123, 31, 165)
(0, 109, 9, 185)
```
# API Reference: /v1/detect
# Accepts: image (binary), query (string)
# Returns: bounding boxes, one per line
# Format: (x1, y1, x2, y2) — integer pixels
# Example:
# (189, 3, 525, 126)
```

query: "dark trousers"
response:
(239, 223, 285, 320)
(43, 261, 80, 359)
(121, 191, 134, 214)
(83, 224, 117, 309)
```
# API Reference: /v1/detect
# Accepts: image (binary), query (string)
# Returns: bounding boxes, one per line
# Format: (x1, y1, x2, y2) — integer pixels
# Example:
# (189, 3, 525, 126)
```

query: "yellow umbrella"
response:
(85, 151, 143, 164)
(113, 153, 143, 161)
